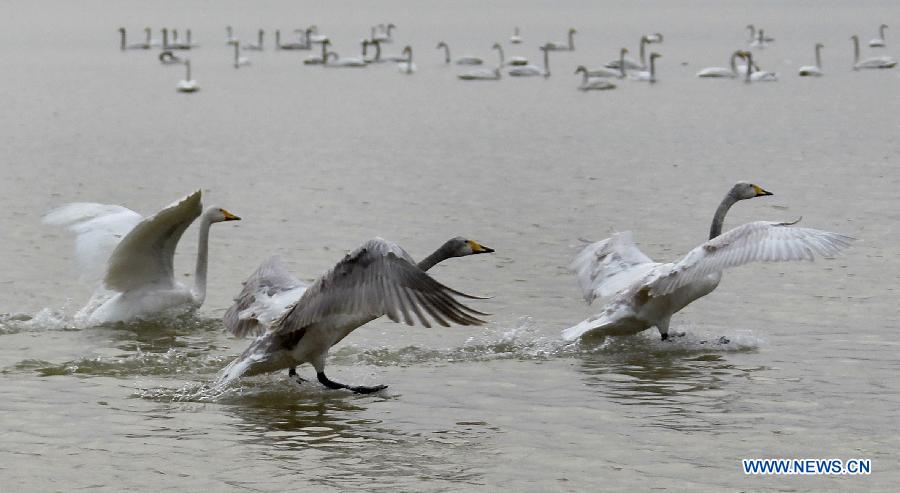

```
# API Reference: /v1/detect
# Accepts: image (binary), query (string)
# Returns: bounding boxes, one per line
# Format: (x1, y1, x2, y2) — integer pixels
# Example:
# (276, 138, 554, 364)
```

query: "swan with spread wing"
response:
(563, 182, 853, 342)
(44, 191, 240, 326)
(220, 237, 494, 393)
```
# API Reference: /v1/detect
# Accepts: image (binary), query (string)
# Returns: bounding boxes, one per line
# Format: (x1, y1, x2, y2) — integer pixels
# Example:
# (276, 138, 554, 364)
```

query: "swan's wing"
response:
(224, 256, 310, 338)
(104, 191, 203, 292)
(569, 232, 661, 303)
(272, 238, 487, 335)
(43, 203, 144, 285)
(650, 220, 855, 296)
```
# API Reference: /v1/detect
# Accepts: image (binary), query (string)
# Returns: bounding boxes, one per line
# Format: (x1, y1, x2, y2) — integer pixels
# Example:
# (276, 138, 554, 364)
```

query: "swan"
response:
(508, 45, 550, 76)
(574, 64, 621, 78)
(275, 29, 310, 50)
(606, 36, 652, 70)
(145, 27, 161, 48)
(306, 25, 329, 44)
(492, 44, 527, 66)
(44, 191, 240, 327)
(185, 29, 198, 48)
(225, 26, 239, 44)
(696, 50, 744, 78)
(162, 28, 191, 50)
(644, 32, 664, 43)
(118, 28, 150, 50)
(371, 23, 396, 43)
(575, 66, 616, 90)
(749, 28, 769, 49)
(851, 35, 896, 69)
(740, 51, 777, 81)
(798, 43, 824, 76)
(546, 28, 576, 51)
(746, 24, 775, 46)
(243, 29, 264, 50)
(176, 60, 199, 92)
(563, 182, 853, 342)
(219, 237, 493, 393)
(158, 50, 184, 65)
(510, 27, 522, 44)
(436, 41, 483, 65)
(869, 24, 888, 47)
(397, 46, 416, 73)
(458, 43, 503, 80)
(629, 52, 661, 82)
(322, 40, 368, 67)
(229, 40, 250, 68)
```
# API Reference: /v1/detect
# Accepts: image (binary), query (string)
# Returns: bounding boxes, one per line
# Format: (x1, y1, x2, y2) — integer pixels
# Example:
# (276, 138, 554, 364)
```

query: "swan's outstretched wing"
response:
(273, 238, 487, 335)
(44, 203, 144, 285)
(225, 256, 310, 338)
(650, 220, 854, 296)
(104, 191, 203, 292)
(570, 231, 661, 303)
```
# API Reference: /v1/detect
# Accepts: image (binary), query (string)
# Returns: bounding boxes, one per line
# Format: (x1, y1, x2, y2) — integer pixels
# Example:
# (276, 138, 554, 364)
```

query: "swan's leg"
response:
(657, 316, 672, 340)
(288, 366, 305, 384)
(316, 372, 387, 394)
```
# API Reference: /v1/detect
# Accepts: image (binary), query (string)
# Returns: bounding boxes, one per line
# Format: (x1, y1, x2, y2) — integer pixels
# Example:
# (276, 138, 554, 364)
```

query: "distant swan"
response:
(741, 51, 777, 81)
(229, 40, 250, 68)
(798, 43, 824, 76)
(225, 26, 239, 44)
(510, 27, 523, 44)
(696, 50, 745, 78)
(275, 29, 310, 50)
(573, 64, 620, 78)
(118, 28, 150, 50)
(851, 35, 896, 69)
(629, 52, 661, 82)
(436, 41, 483, 65)
(176, 60, 199, 92)
(44, 191, 240, 327)
(398, 45, 416, 73)
(546, 28, 576, 51)
(508, 44, 550, 76)
(563, 182, 853, 342)
(869, 24, 888, 48)
(575, 66, 616, 90)
(371, 23, 396, 43)
(243, 29, 264, 50)
(219, 237, 493, 393)
(162, 28, 191, 50)
(607, 36, 653, 70)
(322, 39, 368, 67)
(458, 43, 503, 80)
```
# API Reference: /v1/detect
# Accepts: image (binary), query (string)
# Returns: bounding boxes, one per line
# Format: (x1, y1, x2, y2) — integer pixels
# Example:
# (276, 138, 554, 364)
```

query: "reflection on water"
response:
(576, 335, 767, 433)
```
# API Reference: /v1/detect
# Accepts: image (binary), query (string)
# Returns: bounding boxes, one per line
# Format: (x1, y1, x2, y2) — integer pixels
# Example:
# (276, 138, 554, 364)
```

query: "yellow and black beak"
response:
(752, 185, 773, 197)
(222, 209, 241, 221)
(468, 240, 495, 254)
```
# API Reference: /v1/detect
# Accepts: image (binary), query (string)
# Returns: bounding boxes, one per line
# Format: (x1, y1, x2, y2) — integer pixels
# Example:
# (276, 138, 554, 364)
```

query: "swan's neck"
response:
(852, 37, 859, 64)
(275, 30, 281, 48)
(619, 50, 626, 77)
(417, 242, 456, 271)
(145, 28, 151, 44)
(321, 41, 327, 62)
(234, 43, 239, 64)
(568, 31, 574, 50)
(639, 38, 647, 66)
(120, 30, 126, 50)
(186, 61, 192, 80)
(374, 41, 381, 61)
(497, 46, 504, 67)
(162, 29, 168, 49)
(744, 53, 752, 81)
(880, 25, 887, 39)
(543, 48, 550, 76)
(649, 56, 656, 82)
(579, 69, 588, 85)
(730, 52, 738, 73)
(709, 192, 738, 239)
(442, 44, 450, 63)
(406, 49, 413, 72)
(187, 29, 192, 44)
(258, 30, 263, 45)
(747, 25, 755, 42)
(815, 46, 822, 68)
(192, 216, 213, 304)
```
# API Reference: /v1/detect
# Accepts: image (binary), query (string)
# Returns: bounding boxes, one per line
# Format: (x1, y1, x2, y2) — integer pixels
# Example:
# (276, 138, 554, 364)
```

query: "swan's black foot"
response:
(661, 331, 686, 341)
(317, 372, 387, 394)
(661, 333, 668, 341)
(288, 367, 305, 384)
(718, 336, 730, 345)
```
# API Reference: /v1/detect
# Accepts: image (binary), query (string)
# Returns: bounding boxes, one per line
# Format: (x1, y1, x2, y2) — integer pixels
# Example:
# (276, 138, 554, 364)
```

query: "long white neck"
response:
(192, 215, 213, 304)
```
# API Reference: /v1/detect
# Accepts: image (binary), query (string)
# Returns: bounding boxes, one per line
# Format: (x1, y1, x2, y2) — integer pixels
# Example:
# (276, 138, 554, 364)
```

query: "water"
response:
(2, 0, 899, 490)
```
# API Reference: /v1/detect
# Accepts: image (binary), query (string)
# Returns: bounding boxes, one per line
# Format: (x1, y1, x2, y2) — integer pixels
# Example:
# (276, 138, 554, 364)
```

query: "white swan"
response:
(176, 60, 199, 92)
(869, 24, 888, 47)
(306, 25, 328, 44)
(118, 28, 150, 50)
(747, 25, 774, 47)
(508, 45, 550, 77)
(321, 40, 367, 67)
(162, 28, 191, 50)
(397, 46, 416, 73)
(275, 29, 310, 50)
(546, 28, 576, 51)
(225, 26, 238, 44)
(510, 27, 522, 44)
(436, 41, 483, 65)
(606, 36, 652, 70)
(696, 50, 744, 78)
(243, 29, 264, 50)
(798, 43, 824, 77)
(145, 27, 161, 48)
(563, 182, 853, 342)
(741, 51, 777, 82)
(458, 43, 503, 80)
(629, 52, 661, 82)
(219, 237, 493, 393)
(851, 35, 896, 69)
(371, 23, 395, 43)
(229, 41, 250, 68)
(44, 191, 240, 327)
(575, 66, 616, 90)
(644, 32, 664, 43)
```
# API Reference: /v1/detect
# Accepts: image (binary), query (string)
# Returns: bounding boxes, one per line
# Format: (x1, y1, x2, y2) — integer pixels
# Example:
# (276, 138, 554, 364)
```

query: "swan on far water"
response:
(436, 41, 483, 65)
(546, 28, 576, 51)
(243, 29, 264, 50)
(798, 43, 824, 76)
(575, 66, 616, 90)
(508, 44, 550, 76)
(740, 51, 777, 81)
(510, 27, 522, 44)
(851, 35, 896, 69)
(398, 46, 416, 73)
(563, 182, 853, 342)
(629, 52, 661, 82)
(869, 24, 888, 47)
(176, 60, 199, 92)
(696, 50, 744, 78)
(44, 191, 240, 327)
(118, 28, 150, 50)
(458, 43, 503, 80)
(219, 237, 494, 393)
(229, 40, 250, 68)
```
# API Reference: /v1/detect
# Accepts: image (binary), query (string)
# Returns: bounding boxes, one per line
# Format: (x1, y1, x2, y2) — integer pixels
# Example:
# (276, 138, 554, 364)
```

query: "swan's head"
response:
(206, 207, 241, 223)
(436, 41, 447, 49)
(444, 237, 495, 257)
(650, 52, 662, 60)
(402, 46, 412, 55)
(492, 42, 503, 50)
(569, 28, 577, 34)
(621, 47, 629, 56)
(731, 182, 773, 200)
(652, 32, 663, 42)
(118, 27, 125, 33)
(816, 42, 824, 49)
(574, 65, 586, 74)
(881, 24, 889, 30)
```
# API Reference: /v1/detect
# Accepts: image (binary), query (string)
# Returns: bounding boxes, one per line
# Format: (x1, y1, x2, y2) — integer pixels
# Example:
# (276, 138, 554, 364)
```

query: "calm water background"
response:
(1, 0, 899, 490)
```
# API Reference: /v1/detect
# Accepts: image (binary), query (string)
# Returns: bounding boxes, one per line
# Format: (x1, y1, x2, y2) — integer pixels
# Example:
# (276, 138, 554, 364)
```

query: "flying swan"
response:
(44, 191, 240, 327)
(563, 182, 853, 342)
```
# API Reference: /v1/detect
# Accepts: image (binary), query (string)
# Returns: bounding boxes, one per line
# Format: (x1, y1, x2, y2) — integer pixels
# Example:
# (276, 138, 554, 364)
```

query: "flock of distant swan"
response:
(44, 183, 853, 392)
(117, 23, 897, 93)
